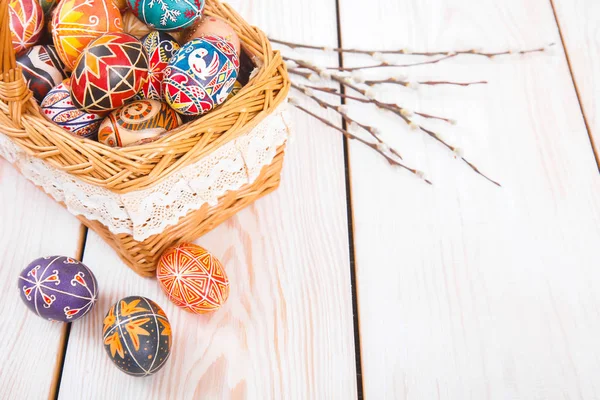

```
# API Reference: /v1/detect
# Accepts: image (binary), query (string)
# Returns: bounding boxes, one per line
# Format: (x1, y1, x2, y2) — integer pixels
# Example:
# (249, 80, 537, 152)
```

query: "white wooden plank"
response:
(0, 160, 82, 398)
(58, 0, 358, 398)
(338, 0, 600, 398)
(552, 0, 600, 157)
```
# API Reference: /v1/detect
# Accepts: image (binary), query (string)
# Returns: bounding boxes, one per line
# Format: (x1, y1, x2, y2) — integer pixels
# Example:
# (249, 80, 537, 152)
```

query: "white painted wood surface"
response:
(0, 161, 82, 399)
(4, 0, 600, 398)
(58, 0, 358, 398)
(338, 0, 600, 398)
(552, 0, 600, 153)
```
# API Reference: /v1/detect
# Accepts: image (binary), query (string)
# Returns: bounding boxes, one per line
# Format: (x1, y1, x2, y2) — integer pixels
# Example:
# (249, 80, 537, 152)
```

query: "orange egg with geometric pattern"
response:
(157, 243, 229, 314)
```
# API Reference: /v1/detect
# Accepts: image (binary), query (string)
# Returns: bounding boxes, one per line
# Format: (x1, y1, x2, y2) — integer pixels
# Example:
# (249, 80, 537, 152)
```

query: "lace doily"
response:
(0, 104, 291, 241)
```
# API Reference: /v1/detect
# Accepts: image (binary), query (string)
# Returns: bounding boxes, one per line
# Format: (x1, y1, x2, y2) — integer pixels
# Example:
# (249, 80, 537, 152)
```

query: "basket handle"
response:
(0, 0, 31, 125)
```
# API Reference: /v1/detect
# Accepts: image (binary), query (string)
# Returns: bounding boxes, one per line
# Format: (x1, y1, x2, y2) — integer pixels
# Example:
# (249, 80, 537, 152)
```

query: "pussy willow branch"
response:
(364, 78, 488, 88)
(285, 56, 500, 186)
(291, 82, 404, 160)
(288, 67, 487, 88)
(271, 37, 554, 58)
(305, 85, 455, 125)
(291, 100, 432, 184)
(284, 57, 454, 124)
(326, 54, 459, 72)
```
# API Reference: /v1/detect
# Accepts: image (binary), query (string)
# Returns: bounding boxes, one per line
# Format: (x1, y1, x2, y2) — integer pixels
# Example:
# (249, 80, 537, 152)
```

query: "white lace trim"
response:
(0, 104, 290, 241)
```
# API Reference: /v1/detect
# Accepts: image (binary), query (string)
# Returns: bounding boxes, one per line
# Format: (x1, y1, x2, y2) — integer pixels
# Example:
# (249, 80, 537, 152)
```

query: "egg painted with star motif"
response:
(17, 45, 67, 102)
(41, 79, 104, 139)
(98, 100, 181, 147)
(127, 0, 203, 31)
(103, 296, 172, 376)
(52, 0, 123, 71)
(163, 35, 240, 116)
(137, 31, 180, 101)
(157, 243, 230, 314)
(18, 256, 98, 322)
(9, 0, 44, 55)
(70, 32, 149, 114)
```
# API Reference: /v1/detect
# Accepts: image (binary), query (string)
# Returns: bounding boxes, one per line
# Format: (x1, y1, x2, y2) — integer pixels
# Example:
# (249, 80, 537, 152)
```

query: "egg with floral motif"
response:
(127, 0, 203, 31)
(9, 0, 44, 55)
(137, 31, 180, 101)
(98, 100, 181, 147)
(18, 256, 98, 322)
(41, 79, 104, 139)
(103, 296, 172, 376)
(163, 35, 239, 116)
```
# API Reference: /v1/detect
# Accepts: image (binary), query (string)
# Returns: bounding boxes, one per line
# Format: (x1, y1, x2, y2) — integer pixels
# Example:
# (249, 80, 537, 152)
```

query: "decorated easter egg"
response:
(18, 256, 98, 322)
(98, 100, 181, 147)
(41, 79, 104, 139)
(163, 36, 239, 116)
(70, 32, 149, 114)
(157, 243, 229, 314)
(17, 45, 67, 102)
(103, 296, 172, 376)
(185, 16, 240, 56)
(136, 31, 180, 101)
(127, 0, 203, 31)
(9, 0, 44, 55)
(52, 0, 123, 71)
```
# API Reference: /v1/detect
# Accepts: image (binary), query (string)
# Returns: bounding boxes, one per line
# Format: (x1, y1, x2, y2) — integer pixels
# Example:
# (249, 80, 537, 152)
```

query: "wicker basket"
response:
(0, 0, 290, 276)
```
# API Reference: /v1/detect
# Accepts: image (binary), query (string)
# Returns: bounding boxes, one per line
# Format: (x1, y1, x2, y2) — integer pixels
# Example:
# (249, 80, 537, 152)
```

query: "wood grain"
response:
(551, 0, 600, 161)
(338, 0, 600, 398)
(0, 160, 82, 399)
(58, 0, 358, 398)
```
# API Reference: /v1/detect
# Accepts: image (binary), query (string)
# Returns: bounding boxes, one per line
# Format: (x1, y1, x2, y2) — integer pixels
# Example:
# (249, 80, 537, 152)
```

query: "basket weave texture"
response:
(0, 0, 290, 276)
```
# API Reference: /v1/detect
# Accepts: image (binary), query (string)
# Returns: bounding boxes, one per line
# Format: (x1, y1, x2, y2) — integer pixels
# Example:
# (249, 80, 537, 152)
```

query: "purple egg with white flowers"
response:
(18, 256, 98, 322)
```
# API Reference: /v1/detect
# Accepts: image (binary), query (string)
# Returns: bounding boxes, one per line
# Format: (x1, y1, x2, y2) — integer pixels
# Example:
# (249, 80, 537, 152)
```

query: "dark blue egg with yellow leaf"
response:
(102, 296, 172, 377)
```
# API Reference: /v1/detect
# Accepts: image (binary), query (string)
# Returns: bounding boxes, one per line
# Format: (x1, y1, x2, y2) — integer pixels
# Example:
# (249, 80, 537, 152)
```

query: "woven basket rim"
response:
(0, 0, 290, 194)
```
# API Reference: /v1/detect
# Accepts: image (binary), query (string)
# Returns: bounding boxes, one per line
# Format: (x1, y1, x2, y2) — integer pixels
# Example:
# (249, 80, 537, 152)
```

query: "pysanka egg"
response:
(41, 79, 104, 139)
(98, 100, 181, 147)
(17, 45, 67, 102)
(9, 0, 44, 55)
(157, 243, 230, 314)
(127, 0, 203, 31)
(52, 0, 123, 71)
(103, 296, 172, 376)
(163, 36, 240, 116)
(185, 16, 241, 56)
(137, 31, 180, 101)
(70, 32, 149, 114)
(18, 256, 98, 322)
